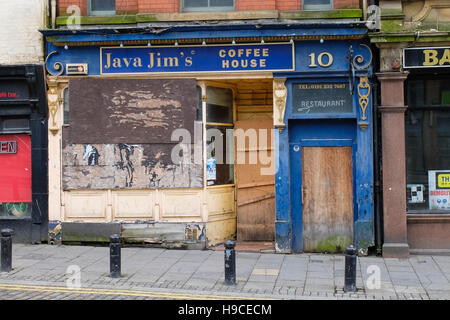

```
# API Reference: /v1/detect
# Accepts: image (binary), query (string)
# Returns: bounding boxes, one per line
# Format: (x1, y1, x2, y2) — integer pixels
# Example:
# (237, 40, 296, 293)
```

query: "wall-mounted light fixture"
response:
(261, 37, 265, 44)
(64, 43, 68, 50)
(320, 36, 324, 44)
(232, 37, 236, 45)
(174, 39, 178, 46)
(202, 39, 206, 46)
(290, 36, 294, 43)
(147, 40, 151, 47)
(120, 41, 124, 47)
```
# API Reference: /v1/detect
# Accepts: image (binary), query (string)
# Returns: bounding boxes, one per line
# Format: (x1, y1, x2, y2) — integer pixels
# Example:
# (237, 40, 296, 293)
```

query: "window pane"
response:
(184, 0, 208, 8)
(91, 0, 115, 11)
(303, 0, 332, 9)
(210, 0, 233, 7)
(206, 86, 233, 123)
(196, 86, 202, 121)
(3, 118, 29, 131)
(64, 88, 70, 125)
(0, 203, 31, 219)
(206, 125, 234, 185)
(407, 80, 425, 107)
(406, 109, 450, 211)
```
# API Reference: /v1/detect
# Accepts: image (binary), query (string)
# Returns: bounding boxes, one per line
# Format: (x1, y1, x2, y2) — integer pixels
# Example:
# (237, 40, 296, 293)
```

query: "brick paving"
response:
(0, 244, 450, 300)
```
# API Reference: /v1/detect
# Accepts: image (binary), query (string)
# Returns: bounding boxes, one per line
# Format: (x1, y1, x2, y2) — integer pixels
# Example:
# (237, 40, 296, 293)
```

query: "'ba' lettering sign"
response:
(0, 141, 17, 154)
(101, 43, 294, 74)
(404, 47, 450, 68)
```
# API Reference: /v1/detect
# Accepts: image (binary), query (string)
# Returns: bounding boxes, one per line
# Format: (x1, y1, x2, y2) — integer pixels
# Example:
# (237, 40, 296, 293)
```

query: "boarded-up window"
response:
(62, 78, 202, 190)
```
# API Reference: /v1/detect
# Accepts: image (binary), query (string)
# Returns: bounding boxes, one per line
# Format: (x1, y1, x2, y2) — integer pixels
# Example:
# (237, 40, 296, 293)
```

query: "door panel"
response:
(302, 146, 353, 252)
(236, 120, 275, 241)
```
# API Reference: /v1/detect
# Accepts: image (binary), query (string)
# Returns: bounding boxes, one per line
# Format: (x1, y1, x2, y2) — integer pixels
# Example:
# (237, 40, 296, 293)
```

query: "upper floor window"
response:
(303, 0, 333, 10)
(88, 0, 116, 16)
(181, 0, 234, 12)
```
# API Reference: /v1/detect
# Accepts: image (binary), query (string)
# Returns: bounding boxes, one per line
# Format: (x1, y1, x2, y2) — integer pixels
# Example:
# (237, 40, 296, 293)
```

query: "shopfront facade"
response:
(0, 65, 48, 243)
(370, 0, 450, 257)
(43, 23, 374, 253)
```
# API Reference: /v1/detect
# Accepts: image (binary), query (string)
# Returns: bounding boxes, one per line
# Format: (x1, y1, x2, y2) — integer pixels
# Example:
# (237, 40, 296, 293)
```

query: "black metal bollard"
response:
(110, 234, 121, 278)
(344, 245, 357, 292)
(1, 229, 13, 272)
(224, 240, 236, 285)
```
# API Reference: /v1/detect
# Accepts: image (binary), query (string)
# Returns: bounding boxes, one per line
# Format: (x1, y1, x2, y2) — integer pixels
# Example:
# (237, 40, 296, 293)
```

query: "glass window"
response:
(2, 118, 29, 131)
(303, 0, 332, 10)
(64, 88, 70, 125)
(206, 86, 233, 124)
(196, 85, 202, 121)
(182, 0, 234, 12)
(88, 0, 116, 16)
(204, 85, 234, 186)
(406, 77, 450, 212)
(0, 203, 31, 219)
(206, 125, 234, 185)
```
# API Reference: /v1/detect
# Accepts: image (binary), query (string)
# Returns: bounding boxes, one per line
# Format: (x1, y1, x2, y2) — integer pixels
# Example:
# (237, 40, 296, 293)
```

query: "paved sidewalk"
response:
(1, 244, 450, 300)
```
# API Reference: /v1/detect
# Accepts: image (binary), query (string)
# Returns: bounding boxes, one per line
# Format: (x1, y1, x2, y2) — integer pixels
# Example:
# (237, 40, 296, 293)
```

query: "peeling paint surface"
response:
(65, 78, 197, 144)
(63, 143, 202, 189)
(63, 78, 201, 189)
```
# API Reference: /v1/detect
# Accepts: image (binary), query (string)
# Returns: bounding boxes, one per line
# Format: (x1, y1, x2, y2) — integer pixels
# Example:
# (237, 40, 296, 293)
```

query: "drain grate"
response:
(310, 259, 323, 263)
(334, 286, 365, 294)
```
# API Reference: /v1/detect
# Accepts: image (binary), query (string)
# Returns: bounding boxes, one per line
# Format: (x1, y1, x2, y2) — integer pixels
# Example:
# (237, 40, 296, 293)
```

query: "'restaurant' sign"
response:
(404, 47, 450, 68)
(292, 82, 353, 114)
(0, 141, 17, 154)
(100, 43, 294, 74)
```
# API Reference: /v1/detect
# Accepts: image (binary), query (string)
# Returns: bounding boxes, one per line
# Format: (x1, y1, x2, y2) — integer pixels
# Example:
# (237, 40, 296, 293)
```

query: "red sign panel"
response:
(0, 134, 31, 202)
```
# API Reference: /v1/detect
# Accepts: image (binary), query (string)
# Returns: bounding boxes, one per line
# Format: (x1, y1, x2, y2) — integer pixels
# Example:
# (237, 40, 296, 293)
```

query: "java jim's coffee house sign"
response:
(404, 47, 450, 68)
(101, 43, 294, 74)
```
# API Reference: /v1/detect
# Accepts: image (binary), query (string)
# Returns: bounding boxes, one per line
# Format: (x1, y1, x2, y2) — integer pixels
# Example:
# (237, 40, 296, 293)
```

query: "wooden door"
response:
(235, 120, 275, 241)
(302, 146, 353, 252)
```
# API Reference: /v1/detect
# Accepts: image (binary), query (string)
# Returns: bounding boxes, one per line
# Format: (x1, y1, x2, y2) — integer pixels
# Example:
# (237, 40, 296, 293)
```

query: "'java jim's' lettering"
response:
(100, 44, 294, 74)
(103, 52, 193, 69)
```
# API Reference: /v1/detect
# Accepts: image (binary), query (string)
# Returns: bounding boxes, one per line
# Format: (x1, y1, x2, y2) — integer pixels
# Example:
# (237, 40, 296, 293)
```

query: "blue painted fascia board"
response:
(41, 25, 367, 43)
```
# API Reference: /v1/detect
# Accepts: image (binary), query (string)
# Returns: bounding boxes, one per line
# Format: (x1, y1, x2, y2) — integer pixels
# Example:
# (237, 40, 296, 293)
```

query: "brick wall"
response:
(0, 0, 46, 64)
(137, 0, 179, 13)
(117, 0, 138, 14)
(276, 0, 301, 11)
(334, 0, 359, 9)
(56, 0, 359, 15)
(236, 0, 276, 11)
(58, 0, 87, 16)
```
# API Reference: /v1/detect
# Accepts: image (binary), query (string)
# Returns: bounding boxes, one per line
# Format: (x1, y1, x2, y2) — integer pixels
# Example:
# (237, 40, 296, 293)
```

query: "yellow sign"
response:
(437, 173, 450, 189)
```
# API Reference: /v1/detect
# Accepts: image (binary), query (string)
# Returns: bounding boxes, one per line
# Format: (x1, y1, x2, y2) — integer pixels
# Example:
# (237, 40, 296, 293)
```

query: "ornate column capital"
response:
(273, 78, 287, 133)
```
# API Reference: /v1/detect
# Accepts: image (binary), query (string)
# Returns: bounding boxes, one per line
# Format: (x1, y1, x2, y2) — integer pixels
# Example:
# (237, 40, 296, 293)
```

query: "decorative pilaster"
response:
(273, 78, 287, 133)
(377, 71, 410, 258)
(47, 78, 67, 238)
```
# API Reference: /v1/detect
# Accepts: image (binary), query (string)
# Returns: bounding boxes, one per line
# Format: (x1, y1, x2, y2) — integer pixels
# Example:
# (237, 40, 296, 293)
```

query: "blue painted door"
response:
(289, 119, 357, 253)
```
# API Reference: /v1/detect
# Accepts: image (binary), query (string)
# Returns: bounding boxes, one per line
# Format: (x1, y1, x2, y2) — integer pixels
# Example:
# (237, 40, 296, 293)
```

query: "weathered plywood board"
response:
(235, 119, 275, 241)
(65, 78, 197, 144)
(62, 78, 202, 189)
(302, 147, 353, 253)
